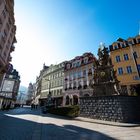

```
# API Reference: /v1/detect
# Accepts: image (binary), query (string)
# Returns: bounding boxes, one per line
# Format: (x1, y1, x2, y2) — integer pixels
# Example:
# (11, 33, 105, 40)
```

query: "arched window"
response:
(66, 96, 70, 105)
(73, 95, 78, 105)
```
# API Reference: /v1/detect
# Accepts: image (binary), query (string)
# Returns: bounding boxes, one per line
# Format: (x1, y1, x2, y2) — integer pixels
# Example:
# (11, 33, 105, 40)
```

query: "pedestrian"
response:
(36, 104, 38, 109)
(31, 104, 33, 110)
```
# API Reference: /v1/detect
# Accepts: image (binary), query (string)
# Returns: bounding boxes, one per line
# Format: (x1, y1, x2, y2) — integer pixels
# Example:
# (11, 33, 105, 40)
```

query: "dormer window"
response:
(84, 57, 88, 64)
(67, 64, 70, 69)
(76, 61, 81, 67)
(128, 40, 133, 45)
(136, 38, 140, 43)
(72, 62, 76, 68)
(121, 43, 126, 48)
(113, 45, 118, 50)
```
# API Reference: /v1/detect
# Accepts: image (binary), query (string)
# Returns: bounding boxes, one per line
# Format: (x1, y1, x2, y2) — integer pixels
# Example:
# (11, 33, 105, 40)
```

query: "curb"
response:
(74, 117, 140, 127)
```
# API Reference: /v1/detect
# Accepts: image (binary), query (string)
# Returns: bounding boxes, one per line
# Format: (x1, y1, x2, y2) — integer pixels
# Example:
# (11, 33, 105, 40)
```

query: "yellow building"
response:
(109, 35, 140, 95)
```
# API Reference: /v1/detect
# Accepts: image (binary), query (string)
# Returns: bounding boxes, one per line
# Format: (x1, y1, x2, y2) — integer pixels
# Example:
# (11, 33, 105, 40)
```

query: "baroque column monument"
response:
(93, 43, 120, 95)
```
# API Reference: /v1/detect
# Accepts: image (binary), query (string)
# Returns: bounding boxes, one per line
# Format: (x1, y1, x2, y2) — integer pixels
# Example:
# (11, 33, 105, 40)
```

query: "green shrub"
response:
(47, 105, 80, 118)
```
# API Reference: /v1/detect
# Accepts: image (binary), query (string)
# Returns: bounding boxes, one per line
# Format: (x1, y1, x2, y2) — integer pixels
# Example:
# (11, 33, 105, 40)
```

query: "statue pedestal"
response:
(93, 82, 119, 96)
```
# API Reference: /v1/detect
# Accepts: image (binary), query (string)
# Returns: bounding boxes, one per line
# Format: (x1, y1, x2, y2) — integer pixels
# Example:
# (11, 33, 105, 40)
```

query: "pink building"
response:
(63, 52, 97, 106)
(0, 0, 16, 86)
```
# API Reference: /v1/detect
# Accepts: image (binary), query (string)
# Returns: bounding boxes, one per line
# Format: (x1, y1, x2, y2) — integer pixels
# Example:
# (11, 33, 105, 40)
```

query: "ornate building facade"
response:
(40, 62, 65, 107)
(0, 64, 20, 109)
(109, 35, 140, 95)
(63, 52, 97, 106)
(34, 64, 49, 106)
(0, 0, 16, 87)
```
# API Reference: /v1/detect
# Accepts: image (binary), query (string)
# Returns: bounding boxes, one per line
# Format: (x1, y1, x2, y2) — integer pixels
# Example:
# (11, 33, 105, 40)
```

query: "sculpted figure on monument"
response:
(93, 43, 120, 95)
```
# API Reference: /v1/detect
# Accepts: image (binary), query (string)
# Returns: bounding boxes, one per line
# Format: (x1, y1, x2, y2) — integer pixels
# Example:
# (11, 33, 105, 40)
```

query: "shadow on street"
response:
(0, 107, 117, 140)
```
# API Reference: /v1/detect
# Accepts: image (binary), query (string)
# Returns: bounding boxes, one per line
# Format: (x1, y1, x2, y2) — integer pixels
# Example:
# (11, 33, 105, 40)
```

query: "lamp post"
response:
(44, 78, 52, 105)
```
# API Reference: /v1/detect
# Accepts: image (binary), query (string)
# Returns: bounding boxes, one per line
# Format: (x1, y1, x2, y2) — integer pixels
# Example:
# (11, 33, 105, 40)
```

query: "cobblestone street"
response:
(0, 107, 139, 140)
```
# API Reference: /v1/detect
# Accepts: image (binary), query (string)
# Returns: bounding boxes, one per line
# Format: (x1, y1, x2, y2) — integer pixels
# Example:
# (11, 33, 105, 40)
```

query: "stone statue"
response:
(93, 43, 120, 96)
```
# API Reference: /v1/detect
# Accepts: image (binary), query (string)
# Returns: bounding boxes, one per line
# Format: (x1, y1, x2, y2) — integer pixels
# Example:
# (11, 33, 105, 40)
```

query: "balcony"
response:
(10, 45, 15, 52)
(73, 86, 77, 90)
(64, 78, 67, 81)
(83, 85, 87, 89)
(8, 56, 12, 62)
(65, 88, 67, 91)
(88, 72, 92, 76)
(78, 85, 82, 90)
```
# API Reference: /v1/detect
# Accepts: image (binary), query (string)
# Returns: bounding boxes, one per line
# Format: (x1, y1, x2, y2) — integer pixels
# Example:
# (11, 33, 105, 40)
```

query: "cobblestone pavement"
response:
(0, 107, 140, 140)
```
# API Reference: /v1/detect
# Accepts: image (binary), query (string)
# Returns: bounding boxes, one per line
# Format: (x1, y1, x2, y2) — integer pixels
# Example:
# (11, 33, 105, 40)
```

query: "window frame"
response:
(126, 66, 132, 74)
(124, 54, 129, 61)
(116, 55, 121, 62)
(118, 67, 123, 75)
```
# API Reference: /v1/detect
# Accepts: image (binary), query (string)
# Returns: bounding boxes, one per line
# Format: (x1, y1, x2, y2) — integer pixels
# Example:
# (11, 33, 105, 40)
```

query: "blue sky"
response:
(12, 0, 140, 87)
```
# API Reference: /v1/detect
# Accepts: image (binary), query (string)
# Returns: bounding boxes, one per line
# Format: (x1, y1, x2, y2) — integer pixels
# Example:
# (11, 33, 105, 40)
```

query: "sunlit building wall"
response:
(40, 62, 65, 106)
(34, 64, 49, 104)
(109, 35, 140, 95)
(63, 52, 97, 106)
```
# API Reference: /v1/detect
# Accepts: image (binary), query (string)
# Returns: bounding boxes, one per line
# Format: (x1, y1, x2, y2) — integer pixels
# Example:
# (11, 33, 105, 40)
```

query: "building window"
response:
(78, 71, 81, 78)
(0, 45, 2, 49)
(137, 64, 140, 72)
(6, 23, 10, 30)
(2, 10, 6, 18)
(118, 67, 123, 75)
(60, 89, 62, 94)
(4, 30, 7, 37)
(137, 38, 140, 43)
(133, 52, 138, 59)
(72, 63, 76, 68)
(126, 66, 132, 74)
(76, 61, 80, 67)
(128, 40, 133, 45)
(73, 81, 76, 89)
(84, 58, 88, 64)
(114, 45, 118, 50)
(3, 51, 6, 57)
(83, 70, 86, 76)
(67, 64, 70, 69)
(116, 56, 121, 62)
(88, 68, 92, 75)
(121, 44, 125, 48)
(65, 84, 67, 90)
(124, 54, 129, 61)
(73, 73, 76, 80)
(0, 18, 2, 25)
(8, 18, 11, 25)
(69, 83, 72, 89)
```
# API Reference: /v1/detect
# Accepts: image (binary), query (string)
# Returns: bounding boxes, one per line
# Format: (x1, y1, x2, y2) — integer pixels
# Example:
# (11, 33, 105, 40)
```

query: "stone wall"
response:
(79, 96, 140, 123)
